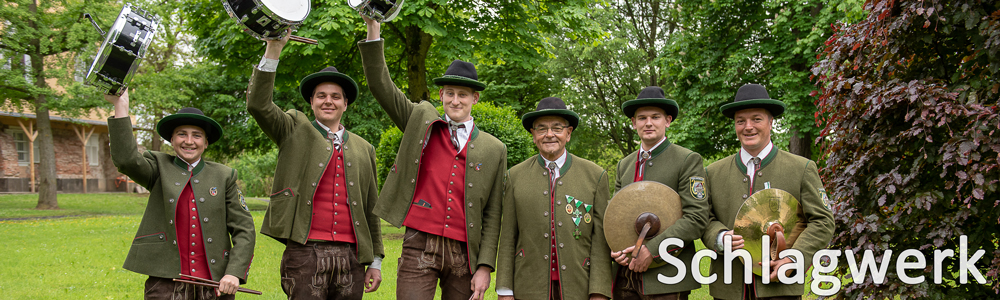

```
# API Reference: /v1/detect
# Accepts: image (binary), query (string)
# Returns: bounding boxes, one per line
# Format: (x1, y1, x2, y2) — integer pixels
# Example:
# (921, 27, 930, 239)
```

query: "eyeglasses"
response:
(532, 125, 568, 135)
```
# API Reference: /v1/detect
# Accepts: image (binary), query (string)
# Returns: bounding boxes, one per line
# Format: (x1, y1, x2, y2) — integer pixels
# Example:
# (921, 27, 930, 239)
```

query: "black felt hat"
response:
(520, 97, 581, 131)
(432, 60, 486, 91)
(155, 107, 224, 145)
(621, 86, 679, 119)
(299, 66, 359, 104)
(720, 84, 786, 118)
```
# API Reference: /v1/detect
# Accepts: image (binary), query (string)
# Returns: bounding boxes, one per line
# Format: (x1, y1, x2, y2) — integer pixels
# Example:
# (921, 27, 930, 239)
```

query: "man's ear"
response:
(472, 91, 480, 104)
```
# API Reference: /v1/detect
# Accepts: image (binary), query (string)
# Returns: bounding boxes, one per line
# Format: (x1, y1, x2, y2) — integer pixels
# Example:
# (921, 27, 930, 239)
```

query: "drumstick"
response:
(176, 274, 263, 295)
(289, 35, 318, 45)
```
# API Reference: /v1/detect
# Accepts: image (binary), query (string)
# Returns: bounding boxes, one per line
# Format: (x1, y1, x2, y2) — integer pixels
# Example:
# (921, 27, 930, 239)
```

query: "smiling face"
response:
(733, 108, 773, 156)
(310, 82, 348, 128)
(171, 125, 207, 163)
(631, 106, 673, 150)
(531, 116, 573, 161)
(439, 85, 479, 122)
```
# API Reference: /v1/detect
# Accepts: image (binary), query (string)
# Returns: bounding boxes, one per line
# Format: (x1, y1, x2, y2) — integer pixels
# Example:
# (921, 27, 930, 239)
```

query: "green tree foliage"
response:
(813, 0, 999, 297)
(374, 101, 532, 188)
(229, 147, 278, 197)
(0, 0, 115, 208)
(659, 0, 860, 159)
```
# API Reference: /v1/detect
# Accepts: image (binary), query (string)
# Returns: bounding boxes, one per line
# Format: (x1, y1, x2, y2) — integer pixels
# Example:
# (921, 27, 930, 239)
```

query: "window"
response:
(86, 135, 100, 166)
(9, 129, 39, 165)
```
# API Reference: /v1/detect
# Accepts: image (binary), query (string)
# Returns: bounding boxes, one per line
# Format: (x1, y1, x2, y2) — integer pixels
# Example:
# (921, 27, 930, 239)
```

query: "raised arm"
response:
(358, 15, 416, 130)
(246, 32, 298, 144)
(105, 91, 159, 188)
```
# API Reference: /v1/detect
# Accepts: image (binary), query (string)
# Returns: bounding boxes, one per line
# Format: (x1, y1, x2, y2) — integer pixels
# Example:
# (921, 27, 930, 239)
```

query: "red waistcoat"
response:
(175, 177, 211, 279)
(307, 148, 357, 243)
(403, 123, 468, 242)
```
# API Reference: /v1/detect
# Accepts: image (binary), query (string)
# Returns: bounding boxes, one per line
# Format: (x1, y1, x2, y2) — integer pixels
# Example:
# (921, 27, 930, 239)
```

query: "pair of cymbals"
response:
(733, 188, 800, 276)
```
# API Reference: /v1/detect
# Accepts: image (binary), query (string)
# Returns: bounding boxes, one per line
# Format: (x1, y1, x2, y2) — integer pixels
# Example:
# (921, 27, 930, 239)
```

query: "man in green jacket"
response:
(496, 97, 612, 300)
(359, 16, 506, 300)
(610, 86, 710, 300)
(105, 91, 255, 299)
(246, 32, 383, 299)
(702, 84, 834, 299)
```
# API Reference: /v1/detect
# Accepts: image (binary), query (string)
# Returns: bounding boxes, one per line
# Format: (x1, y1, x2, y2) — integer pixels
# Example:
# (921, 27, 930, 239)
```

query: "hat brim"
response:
(621, 98, 679, 119)
(156, 113, 224, 145)
(521, 109, 580, 132)
(433, 75, 486, 91)
(299, 72, 359, 104)
(720, 99, 786, 119)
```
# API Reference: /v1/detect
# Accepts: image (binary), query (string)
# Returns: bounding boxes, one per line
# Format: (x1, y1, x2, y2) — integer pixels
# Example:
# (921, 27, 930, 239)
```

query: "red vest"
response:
(307, 148, 357, 243)
(403, 123, 468, 242)
(548, 169, 560, 280)
(175, 177, 211, 279)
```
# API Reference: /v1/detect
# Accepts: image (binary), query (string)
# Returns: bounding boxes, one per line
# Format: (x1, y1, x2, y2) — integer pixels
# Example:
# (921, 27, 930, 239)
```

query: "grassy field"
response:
(0, 193, 821, 299)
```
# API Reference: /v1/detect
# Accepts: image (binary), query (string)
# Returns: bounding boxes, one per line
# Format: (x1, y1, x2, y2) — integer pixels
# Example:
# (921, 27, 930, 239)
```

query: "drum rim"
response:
(221, 0, 310, 41)
(85, 3, 161, 95)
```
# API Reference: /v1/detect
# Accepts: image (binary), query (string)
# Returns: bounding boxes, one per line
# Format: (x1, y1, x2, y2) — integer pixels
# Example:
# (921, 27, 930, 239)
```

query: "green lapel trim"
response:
(648, 137, 672, 159)
(173, 157, 205, 176)
(734, 147, 778, 173)
(312, 120, 350, 142)
(535, 152, 573, 175)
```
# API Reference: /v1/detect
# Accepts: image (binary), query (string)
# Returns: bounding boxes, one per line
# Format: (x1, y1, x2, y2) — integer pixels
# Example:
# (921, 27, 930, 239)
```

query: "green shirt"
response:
(109, 117, 256, 283)
(702, 149, 835, 299)
(497, 153, 613, 299)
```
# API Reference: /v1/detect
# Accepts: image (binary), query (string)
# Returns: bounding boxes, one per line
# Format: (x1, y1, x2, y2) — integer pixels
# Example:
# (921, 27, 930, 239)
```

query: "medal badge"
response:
(210, 187, 218, 196)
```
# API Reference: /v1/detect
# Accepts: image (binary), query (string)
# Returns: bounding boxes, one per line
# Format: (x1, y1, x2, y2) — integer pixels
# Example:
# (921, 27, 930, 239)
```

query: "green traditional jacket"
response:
(497, 153, 613, 300)
(108, 117, 256, 283)
(359, 40, 506, 272)
(246, 69, 384, 264)
(615, 138, 710, 295)
(702, 149, 835, 299)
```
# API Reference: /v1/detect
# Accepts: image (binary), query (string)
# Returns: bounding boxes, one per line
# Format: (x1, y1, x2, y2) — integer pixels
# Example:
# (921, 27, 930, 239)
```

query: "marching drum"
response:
(222, 0, 310, 40)
(84, 3, 160, 96)
(348, 0, 405, 23)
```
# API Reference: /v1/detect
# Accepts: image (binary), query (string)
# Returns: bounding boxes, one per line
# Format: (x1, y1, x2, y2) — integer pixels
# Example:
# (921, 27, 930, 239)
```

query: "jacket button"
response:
(470, 144, 475, 149)
(211, 259, 216, 264)
(307, 201, 312, 205)
(425, 120, 430, 124)
(199, 198, 205, 202)
(468, 183, 473, 187)
(352, 201, 357, 205)
(544, 255, 549, 260)
(349, 181, 354, 186)
(742, 194, 748, 199)
(159, 234, 164, 239)
(411, 179, 415, 183)
(558, 222, 562, 226)
(468, 162, 474, 167)
(355, 221, 360, 226)
(543, 172, 548, 176)
(327, 147, 331, 151)
(173, 240, 176, 245)
(757, 172, 763, 176)
(556, 201, 561, 205)
(169, 220, 173, 225)
(203, 217, 209, 222)
(544, 233, 549, 238)
(224, 251, 229, 257)
(194, 179, 200, 184)
(284, 191, 290, 196)
(558, 181, 563, 185)
(445, 225, 449, 228)
(319, 163, 324, 167)
(175, 182, 180, 186)
(543, 191, 548, 195)
(346, 162, 352, 167)
(559, 243, 564, 248)
(169, 198, 174, 203)
(543, 212, 549, 216)
(561, 265, 566, 270)
(469, 223, 474, 228)
(343, 146, 348, 150)
(312, 182, 317, 187)
(181, 172, 187, 176)
(743, 178, 748, 183)
(207, 238, 213, 243)
(468, 203, 473, 207)
(415, 159, 419, 164)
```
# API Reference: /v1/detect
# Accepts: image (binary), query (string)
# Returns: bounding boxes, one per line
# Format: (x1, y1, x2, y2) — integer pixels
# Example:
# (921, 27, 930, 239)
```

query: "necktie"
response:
(330, 133, 342, 151)
(547, 161, 558, 191)
(449, 121, 465, 150)
(750, 157, 761, 186)
(638, 151, 651, 176)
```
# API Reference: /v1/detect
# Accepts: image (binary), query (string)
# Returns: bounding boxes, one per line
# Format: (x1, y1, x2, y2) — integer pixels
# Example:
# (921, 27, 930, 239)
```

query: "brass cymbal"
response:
(733, 188, 800, 276)
(605, 181, 683, 264)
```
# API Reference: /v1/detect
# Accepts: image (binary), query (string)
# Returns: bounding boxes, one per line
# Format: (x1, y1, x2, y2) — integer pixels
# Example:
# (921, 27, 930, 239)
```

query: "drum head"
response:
(261, 0, 310, 22)
(347, 0, 366, 8)
(733, 188, 800, 276)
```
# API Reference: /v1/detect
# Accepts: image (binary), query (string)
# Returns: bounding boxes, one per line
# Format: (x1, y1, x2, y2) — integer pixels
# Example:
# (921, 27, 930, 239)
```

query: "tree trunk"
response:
(402, 24, 433, 102)
(788, 125, 813, 160)
(32, 55, 59, 209)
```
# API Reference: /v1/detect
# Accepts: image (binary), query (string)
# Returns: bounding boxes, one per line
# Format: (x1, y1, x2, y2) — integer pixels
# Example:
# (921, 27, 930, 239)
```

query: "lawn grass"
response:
(0, 194, 826, 299)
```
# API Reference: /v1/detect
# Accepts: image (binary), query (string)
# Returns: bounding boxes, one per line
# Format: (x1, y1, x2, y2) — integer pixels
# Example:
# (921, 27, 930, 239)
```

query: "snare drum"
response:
(348, 0, 404, 23)
(222, 0, 310, 40)
(85, 4, 160, 96)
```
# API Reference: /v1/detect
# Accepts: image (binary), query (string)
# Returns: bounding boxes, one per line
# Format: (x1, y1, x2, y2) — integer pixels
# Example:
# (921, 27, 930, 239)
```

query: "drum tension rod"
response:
(83, 13, 106, 38)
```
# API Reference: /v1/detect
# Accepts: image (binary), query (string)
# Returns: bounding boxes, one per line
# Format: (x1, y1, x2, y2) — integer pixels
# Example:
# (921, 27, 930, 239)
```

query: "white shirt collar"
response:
(317, 122, 345, 141)
(740, 141, 774, 166)
(542, 149, 568, 169)
(444, 115, 474, 149)
(178, 157, 201, 171)
(640, 136, 667, 155)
